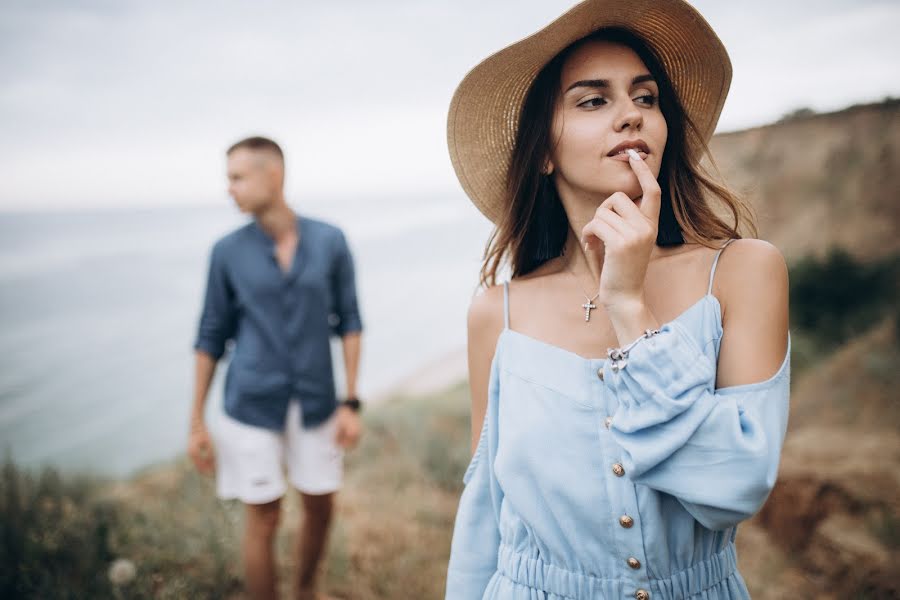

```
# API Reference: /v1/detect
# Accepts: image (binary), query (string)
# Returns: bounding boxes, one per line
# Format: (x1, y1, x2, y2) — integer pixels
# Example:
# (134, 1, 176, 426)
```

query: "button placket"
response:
(599, 358, 649, 592)
(610, 459, 649, 597)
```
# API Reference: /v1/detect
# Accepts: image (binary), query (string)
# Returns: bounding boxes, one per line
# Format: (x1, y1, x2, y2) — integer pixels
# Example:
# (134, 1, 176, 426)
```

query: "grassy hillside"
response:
(1, 386, 471, 599)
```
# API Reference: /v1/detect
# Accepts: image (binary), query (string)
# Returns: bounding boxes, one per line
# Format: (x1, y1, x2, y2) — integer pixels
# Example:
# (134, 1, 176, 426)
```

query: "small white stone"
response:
(108, 558, 137, 586)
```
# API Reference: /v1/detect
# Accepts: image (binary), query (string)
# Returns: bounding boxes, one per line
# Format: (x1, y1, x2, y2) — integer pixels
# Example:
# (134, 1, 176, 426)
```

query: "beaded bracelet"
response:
(606, 328, 662, 373)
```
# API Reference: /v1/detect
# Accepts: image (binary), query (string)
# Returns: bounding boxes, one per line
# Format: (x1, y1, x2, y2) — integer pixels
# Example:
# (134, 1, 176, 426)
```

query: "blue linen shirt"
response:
(194, 215, 363, 430)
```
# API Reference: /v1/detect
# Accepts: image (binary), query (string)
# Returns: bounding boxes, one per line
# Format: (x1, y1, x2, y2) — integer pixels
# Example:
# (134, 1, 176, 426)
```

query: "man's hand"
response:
(188, 424, 216, 475)
(334, 406, 362, 450)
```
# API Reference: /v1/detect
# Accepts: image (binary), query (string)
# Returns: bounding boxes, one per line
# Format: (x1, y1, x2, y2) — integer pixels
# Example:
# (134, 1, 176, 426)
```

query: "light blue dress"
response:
(446, 241, 790, 600)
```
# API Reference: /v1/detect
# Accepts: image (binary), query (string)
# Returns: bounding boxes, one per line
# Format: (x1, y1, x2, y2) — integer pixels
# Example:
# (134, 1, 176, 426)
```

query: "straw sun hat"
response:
(447, 0, 732, 223)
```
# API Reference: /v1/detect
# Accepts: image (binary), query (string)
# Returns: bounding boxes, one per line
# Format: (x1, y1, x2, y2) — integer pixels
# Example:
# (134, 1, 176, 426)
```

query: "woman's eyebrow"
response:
(565, 74, 656, 93)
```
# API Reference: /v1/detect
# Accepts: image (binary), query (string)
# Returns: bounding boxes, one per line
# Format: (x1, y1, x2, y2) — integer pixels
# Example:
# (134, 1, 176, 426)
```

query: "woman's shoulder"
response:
(716, 238, 788, 290)
(715, 238, 789, 325)
(668, 238, 786, 285)
(468, 283, 506, 334)
(467, 285, 508, 379)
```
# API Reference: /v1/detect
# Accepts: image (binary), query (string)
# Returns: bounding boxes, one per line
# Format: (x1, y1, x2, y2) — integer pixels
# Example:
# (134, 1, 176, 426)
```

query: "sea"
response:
(0, 194, 492, 477)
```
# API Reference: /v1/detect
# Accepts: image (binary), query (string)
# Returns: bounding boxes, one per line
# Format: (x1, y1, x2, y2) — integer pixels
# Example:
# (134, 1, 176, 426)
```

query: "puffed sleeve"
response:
(607, 320, 790, 531)
(445, 363, 502, 599)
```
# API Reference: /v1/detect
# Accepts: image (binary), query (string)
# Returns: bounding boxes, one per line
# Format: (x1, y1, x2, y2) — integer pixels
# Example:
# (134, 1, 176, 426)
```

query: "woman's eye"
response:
(636, 94, 658, 106)
(577, 96, 607, 108)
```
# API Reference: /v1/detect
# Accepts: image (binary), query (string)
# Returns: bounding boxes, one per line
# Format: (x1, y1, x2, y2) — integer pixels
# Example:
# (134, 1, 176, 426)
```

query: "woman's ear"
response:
(542, 159, 555, 176)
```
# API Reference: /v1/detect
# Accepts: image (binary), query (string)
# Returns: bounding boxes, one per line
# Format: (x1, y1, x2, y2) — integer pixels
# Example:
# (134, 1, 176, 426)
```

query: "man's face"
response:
(226, 148, 283, 214)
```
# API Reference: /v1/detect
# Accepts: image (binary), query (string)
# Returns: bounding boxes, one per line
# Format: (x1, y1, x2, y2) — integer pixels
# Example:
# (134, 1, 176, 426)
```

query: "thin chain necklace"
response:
(562, 251, 600, 322)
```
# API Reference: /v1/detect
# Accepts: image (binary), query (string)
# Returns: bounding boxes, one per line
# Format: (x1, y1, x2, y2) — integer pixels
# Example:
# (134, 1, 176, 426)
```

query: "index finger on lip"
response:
(627, 151, 659, 195)
(627, 152, 662, 218)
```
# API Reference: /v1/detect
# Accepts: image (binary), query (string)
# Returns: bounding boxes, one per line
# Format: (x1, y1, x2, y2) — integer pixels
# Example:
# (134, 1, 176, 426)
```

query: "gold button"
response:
(597, 367, 605, 381)
(627, 557, 641, 569)
(619, 515, 634, 528)
(604, 416, 613, 429)
(635, 590, 650, 600)
(612, 463, 625, 477)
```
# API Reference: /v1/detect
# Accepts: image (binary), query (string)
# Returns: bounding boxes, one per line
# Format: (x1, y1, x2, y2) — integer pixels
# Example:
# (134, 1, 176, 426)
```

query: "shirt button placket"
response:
(598, 359, 647, 595)
(607, 440, 648, 595)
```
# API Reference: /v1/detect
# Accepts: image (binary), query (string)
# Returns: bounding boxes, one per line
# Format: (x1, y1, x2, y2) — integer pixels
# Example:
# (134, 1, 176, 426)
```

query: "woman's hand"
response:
(581, 150, 663, 345)
(581, 150, 661, 311)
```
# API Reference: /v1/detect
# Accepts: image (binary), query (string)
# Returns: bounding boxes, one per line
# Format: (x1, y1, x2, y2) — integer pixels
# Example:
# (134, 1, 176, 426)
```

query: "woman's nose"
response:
(614, 100, 643, 132)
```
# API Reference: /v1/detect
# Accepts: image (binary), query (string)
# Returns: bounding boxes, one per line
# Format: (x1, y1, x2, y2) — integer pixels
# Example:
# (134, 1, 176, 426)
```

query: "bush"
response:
(777, 107, 817, 123)
(0, 455, 243, 599)
(790, 249, 900, 350)
(0, 457, 119, 598)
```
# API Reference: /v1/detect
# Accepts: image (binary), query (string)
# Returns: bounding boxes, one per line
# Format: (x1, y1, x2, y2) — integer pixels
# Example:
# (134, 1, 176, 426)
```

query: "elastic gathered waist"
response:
(496, 543, 739, 599)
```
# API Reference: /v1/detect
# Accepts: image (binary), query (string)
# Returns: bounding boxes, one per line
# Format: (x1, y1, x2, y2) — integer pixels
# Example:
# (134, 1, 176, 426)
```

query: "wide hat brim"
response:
(447, 0, 732, 224)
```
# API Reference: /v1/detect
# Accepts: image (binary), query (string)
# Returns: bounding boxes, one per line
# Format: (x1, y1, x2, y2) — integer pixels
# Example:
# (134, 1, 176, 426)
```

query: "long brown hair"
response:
(479, 28, 756, 287)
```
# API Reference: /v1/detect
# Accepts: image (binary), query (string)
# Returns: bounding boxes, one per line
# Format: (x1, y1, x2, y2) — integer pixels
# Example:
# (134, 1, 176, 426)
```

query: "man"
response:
(189, 136, 363, 600)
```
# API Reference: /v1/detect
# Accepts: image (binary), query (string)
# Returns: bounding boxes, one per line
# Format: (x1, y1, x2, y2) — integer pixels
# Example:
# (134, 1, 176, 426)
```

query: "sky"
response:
(1, 0, 898, 210)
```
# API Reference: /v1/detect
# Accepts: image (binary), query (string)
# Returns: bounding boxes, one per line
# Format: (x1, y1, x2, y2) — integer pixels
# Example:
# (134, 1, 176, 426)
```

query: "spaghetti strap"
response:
(707, 239, 737, 295)
(502, 282, 510, 330)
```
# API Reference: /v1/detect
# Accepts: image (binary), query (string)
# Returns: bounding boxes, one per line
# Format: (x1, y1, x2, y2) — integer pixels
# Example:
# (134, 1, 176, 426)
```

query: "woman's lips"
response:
(608, 150, 648, 162)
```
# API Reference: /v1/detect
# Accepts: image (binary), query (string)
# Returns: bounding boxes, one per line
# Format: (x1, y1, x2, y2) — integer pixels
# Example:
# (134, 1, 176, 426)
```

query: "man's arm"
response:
(334, 332, 362, 450)
(189, 351, 218, 474)
(341, 332, 361, 400)
(332, 231, 364, 449)
(189, 242, 236, 474)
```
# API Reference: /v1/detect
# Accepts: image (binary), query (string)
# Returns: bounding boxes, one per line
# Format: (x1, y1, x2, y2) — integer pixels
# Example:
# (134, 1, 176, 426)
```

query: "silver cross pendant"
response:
(582, 301, 596, 322)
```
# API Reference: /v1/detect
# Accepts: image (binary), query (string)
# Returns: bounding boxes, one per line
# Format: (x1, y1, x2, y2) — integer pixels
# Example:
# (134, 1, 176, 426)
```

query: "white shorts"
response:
(212, 401, 343, 504)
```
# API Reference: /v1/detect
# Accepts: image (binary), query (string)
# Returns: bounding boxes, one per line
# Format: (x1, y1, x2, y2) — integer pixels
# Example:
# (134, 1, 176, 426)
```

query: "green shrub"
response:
(790, 249, 900, 350)
(0, 457, 118, 598)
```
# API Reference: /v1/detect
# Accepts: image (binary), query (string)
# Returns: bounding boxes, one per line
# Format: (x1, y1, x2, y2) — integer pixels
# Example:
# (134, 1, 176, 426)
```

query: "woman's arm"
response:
(607, 240, 790, 530)
(446, 286, 505, 600)
(466, 285, 505, 452)
(715, 239, 790, 387)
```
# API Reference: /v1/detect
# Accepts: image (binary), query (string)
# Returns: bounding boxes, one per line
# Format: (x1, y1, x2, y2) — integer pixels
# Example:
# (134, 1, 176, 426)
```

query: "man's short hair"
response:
(226, 136, 284, 162)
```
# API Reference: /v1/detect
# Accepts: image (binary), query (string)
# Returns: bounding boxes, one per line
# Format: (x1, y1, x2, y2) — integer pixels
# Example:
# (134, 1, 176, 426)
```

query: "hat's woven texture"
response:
(447, 0, 731, 223)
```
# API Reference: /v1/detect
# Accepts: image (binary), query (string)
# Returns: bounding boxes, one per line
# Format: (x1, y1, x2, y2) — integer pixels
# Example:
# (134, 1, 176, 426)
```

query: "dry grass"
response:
(0, 383, 471, 599)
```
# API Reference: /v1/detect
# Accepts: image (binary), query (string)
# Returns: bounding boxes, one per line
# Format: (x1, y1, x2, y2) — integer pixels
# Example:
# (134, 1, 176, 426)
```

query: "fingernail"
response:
(584, 241, 590, 252)
(626, 148, 642, 161)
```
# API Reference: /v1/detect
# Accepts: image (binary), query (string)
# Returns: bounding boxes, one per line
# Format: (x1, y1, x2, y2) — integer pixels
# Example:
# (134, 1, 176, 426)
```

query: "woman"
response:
(445, 1, 790, 599)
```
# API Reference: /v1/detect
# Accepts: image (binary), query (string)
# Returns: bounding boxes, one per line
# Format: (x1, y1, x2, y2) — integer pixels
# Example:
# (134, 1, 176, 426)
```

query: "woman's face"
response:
(548, 40, 667, 203)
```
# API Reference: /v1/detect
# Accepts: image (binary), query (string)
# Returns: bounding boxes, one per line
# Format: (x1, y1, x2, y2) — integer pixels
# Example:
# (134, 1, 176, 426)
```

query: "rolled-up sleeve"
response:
(194, 243, 237, 360)
(607, 320, 791, 531)
(330, 231, 363, 336)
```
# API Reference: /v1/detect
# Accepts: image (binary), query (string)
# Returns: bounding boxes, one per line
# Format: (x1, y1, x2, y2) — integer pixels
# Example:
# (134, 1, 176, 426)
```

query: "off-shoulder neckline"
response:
(499, 293, 722, 363)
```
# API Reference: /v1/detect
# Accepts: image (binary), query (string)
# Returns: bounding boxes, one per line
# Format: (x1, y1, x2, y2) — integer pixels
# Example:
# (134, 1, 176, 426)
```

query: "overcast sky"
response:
(1, 0, 898, 210)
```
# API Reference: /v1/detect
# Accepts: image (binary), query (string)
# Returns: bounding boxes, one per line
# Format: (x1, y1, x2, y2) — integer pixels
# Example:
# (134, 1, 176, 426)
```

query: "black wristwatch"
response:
(340, 397, 362, 413)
